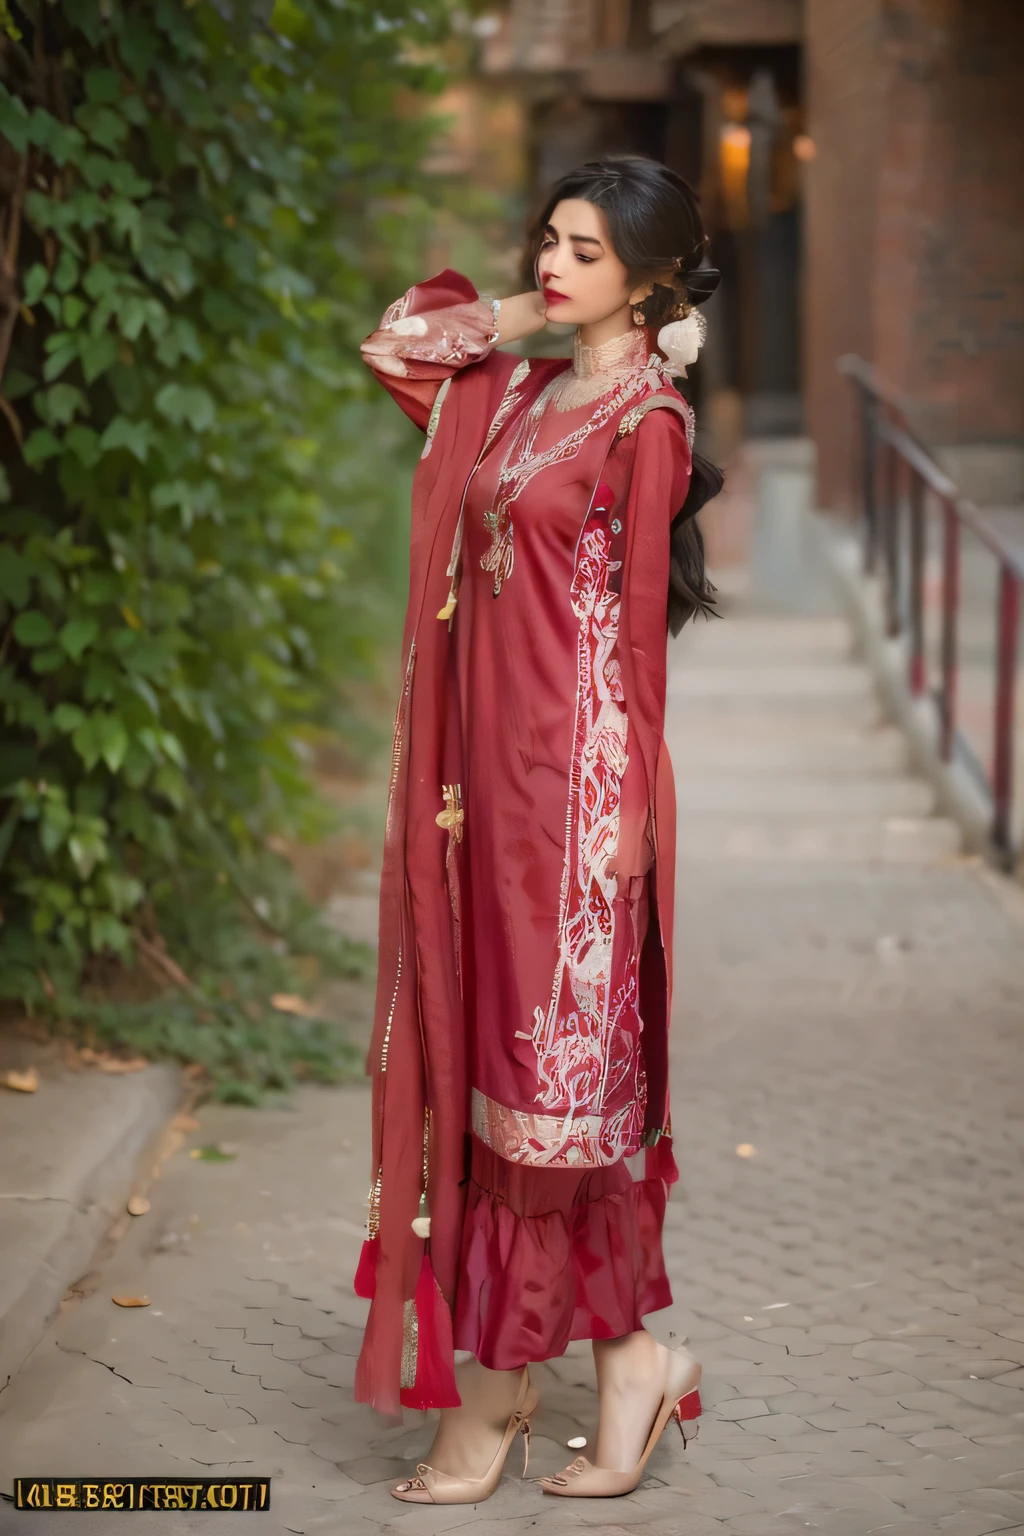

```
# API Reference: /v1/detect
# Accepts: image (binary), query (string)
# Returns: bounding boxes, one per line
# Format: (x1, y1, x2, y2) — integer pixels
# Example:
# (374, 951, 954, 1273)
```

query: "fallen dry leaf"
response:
(111, 1294, 151, 1308)
(127, 1195, 151, 1217)
(270, 992, 317, 1018)
(3, 1067, 39, 1093)
(97, 1055, 148, 1075)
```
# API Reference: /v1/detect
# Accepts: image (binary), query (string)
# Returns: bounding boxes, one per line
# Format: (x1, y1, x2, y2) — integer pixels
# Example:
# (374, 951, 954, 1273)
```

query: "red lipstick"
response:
(543, 286, 570, 305)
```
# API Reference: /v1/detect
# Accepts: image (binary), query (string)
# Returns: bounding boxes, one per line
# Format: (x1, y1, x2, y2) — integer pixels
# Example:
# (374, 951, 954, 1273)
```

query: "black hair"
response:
(525, 155, 724, 635)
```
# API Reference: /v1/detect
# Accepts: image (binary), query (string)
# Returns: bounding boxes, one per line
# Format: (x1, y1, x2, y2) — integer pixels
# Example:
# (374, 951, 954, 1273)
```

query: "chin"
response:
(544, 302, 579, 324)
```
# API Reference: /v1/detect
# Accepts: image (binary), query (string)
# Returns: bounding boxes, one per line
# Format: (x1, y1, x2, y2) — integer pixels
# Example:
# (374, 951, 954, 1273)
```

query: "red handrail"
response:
(838, 354, 1023, 863)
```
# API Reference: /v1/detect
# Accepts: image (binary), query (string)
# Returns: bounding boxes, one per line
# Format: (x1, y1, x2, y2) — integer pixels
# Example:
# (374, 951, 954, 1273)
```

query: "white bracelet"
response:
(481, 293, 501, 344)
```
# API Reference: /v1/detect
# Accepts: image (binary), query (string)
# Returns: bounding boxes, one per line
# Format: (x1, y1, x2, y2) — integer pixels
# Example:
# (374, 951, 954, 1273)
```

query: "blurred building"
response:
(474, 0, 1024, 512)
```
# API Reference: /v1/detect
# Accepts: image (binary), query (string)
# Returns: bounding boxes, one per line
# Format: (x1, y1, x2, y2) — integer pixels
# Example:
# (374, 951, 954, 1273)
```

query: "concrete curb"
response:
(0, 1060, 183, 1392)
(807, 511, 998, 864)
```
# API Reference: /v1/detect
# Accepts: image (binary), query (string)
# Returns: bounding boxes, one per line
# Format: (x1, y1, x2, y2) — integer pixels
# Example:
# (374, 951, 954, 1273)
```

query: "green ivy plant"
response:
(0, 0, 453, 1097)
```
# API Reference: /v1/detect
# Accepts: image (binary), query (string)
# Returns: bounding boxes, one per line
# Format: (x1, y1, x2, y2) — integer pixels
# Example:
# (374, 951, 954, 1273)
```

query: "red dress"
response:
(354, 272, 694, 1414)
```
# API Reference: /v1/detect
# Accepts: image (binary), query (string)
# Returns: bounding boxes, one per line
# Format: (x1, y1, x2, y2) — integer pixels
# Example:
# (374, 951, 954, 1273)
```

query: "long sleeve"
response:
(360, 268, 500, 431)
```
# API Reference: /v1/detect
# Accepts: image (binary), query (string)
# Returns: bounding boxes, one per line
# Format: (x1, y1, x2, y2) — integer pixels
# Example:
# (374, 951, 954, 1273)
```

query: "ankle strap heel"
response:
(519, 1414, 532, 1477)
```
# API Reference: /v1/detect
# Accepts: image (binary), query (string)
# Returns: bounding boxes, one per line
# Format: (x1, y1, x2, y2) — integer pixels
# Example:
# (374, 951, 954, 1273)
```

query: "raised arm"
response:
(361, 269, 546, 430)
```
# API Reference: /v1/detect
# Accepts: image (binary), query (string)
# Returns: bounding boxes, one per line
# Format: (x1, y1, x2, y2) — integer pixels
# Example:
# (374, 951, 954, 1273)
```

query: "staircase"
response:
(667, 575, 964, 867)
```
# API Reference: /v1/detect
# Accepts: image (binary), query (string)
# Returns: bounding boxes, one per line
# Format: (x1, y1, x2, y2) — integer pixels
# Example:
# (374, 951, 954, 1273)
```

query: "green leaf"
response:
(3, 368, 36, 401)
(74, 102, 128, 152)
(79, 332, 118, 385)
(202, 141, 232, 185)
(71, 715, 102, 771)
(53, 702, 86, 733)
(154, 384, 215, 433)
(0, 86, 30, 154)
(98, 715, 129, 774)
(13, 610, 56, 647)
(82, 262, 120, 300)
(40, 383, 85, 427)
(23, 428, 62, 466)
(191, 1144, 237, 1163)
(62, 294, 87, 330)
(43, 342, 79, 383)
(31, 646, 66, 674)
(65, 424, 102, 467)
(23, 264, 49, 306)
(58, 616, 100, 659)
(0, 550, 30, 607)
(53, 249, 80, 294)
(88, 913, 130, 957)
(100, 415, 153, 463)
(84, 67, 121, 105)
(68, 829, 106, 879)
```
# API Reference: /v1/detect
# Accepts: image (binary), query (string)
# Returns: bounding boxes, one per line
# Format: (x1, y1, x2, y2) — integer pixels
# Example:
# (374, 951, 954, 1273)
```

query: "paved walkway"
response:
(2, 577, 1024, 1536)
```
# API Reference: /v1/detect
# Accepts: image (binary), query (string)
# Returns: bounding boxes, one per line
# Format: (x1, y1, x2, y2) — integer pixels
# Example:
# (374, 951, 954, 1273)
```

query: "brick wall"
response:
(805, 0, 1024, 508)
(803, 0, 886, 510)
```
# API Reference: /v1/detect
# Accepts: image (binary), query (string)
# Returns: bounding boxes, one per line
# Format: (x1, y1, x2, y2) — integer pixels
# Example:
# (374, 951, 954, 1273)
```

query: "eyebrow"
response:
(543, 224, 604, 249)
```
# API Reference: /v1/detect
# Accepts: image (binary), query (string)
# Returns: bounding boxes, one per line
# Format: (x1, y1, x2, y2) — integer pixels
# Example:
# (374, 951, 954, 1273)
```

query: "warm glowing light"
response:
(793, 134, 816, 162)
(721, 123, 751, 154)
(719, 125, 751, 229)
(735, 1142, 757, 1157)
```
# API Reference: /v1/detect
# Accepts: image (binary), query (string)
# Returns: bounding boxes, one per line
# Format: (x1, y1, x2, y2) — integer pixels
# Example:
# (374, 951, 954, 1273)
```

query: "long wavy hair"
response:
(524, 156, 724, 635)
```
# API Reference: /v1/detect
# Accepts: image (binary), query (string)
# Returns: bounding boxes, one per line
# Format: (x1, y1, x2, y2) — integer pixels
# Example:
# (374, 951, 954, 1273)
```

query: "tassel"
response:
(645, 1132, 679, 1186)
(436, 593, 457, 621)
(400, 1255, 461, 1410)
(353, 1235, 379, 1300)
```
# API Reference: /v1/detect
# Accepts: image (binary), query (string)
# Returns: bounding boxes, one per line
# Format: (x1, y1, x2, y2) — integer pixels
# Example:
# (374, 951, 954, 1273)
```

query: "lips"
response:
(543, 287, 570, 305)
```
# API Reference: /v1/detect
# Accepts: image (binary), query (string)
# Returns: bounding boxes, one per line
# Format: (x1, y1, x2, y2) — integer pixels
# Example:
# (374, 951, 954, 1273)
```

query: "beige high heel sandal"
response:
(540, 1354, 702, 1499)
(391, 1367, 538, 1505)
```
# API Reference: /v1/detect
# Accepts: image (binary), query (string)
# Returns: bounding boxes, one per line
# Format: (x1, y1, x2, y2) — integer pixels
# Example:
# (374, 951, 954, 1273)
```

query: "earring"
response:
(632, 305, 646, 326)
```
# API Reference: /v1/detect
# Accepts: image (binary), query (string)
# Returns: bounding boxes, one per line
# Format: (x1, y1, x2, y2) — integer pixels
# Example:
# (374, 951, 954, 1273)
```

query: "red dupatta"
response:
(354, 271, 692, 1416)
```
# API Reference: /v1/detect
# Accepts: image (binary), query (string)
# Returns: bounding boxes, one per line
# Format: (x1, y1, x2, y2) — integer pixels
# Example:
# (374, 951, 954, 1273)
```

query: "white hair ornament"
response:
(656, 309, 707, 376)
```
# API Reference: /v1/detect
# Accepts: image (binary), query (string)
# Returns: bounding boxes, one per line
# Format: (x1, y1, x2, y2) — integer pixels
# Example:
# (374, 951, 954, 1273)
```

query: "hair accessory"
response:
(682, 265, 721, 305)
(632, 305, 646, 326)
(657, 310, 707, 376)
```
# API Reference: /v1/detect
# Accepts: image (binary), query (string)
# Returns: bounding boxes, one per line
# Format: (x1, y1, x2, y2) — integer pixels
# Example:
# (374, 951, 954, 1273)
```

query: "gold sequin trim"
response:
(366, 1169, 382, 1240)
(400, 1297, 419, 1388)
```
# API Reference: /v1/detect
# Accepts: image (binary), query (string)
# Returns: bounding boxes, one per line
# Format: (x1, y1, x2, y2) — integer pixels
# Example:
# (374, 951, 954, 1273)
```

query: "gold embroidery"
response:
(421, 375, 452, 460)
(617, 392, 695, 447)
(482, 355, 668, 597)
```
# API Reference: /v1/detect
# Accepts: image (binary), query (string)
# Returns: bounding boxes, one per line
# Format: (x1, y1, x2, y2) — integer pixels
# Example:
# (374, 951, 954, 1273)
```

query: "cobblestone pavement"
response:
(2, 585, 1024, 1536)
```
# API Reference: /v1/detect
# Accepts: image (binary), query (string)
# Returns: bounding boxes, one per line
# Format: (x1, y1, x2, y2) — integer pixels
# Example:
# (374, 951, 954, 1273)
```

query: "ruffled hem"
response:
(453, 1136, 673, 1370)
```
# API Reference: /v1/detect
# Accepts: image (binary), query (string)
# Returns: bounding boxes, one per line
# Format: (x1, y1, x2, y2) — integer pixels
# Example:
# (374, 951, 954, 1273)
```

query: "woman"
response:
(353, 156, 722, 1504)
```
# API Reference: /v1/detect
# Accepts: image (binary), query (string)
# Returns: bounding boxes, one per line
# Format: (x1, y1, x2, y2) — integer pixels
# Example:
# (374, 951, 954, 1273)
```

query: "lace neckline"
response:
(572, 327, 649, 380)
(550, 327, 654, 413)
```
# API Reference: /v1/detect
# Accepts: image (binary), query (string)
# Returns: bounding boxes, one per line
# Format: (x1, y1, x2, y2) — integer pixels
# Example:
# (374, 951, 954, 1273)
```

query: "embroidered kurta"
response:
(353, 270, 695, 1415)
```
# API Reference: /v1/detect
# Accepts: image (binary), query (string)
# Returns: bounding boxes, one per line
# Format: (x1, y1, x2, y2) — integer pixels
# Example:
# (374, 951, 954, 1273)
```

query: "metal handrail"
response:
(838, 353, 1022, 862)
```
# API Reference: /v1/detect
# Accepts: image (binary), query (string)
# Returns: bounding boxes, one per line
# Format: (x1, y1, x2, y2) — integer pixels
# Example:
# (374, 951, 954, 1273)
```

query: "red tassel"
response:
(645, 1134, 679, 1186)
(353, 1236, 379, 1300)
(400, 1254, 461, 1410)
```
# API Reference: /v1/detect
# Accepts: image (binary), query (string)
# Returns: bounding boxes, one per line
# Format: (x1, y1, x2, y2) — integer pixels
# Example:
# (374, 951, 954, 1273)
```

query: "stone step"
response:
(674, 774, 935, 817)
(677, 617, 855, 662)
(665, 724, 910, 775)
(670, 664, 874, 700)
(679, 815, 963, 864)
